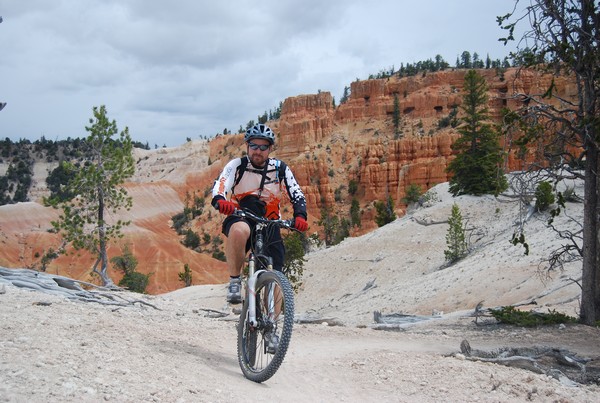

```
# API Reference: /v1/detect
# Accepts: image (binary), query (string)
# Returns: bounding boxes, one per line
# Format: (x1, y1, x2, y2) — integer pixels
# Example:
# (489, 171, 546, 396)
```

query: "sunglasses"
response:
(248, 142, 270, 151)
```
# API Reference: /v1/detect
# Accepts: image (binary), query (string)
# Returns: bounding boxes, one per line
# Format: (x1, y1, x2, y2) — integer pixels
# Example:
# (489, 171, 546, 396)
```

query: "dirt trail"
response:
(1, 284, 599, 403)
(2, 180, 599, 402)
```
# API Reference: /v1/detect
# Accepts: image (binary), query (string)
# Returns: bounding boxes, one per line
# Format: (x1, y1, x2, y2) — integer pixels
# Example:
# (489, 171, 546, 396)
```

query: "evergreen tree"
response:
(444, 203, 467, 264)
(51, 105, 135, 287)
(446, 70, 508, 196)
(348, 179, 358, 196)
(318, 207, 339, 246)
(178, 263, 193, 287)
(258, 111, 268, 124)
(350, 197, 361, 227)
(183, 229, 200, 249)
(472, 52, 480, 68)
(434, 54, 444, 70)
(340, 86, 350, 104)
(45, 161, 78, 205)
(460, 51, 472, 68)
(374, 195, 396, 227)
(402, 183, 423, 205)
(534, 181, 555, 212)
(111, 245, 150, 293)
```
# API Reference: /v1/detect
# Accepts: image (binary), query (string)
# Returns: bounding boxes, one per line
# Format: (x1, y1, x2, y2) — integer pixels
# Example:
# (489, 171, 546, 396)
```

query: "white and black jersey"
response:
(212, 157, 307, 220)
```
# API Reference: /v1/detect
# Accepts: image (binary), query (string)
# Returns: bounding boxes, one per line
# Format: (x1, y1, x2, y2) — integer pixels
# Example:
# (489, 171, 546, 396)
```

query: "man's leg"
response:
(226, 221, 251, 277)
(225, 220, 250, 303)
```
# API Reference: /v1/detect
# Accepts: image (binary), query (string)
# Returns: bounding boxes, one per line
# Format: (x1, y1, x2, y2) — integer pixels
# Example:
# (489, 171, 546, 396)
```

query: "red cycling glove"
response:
(293, 217, 308, 232)
(217, 199, 236, 216)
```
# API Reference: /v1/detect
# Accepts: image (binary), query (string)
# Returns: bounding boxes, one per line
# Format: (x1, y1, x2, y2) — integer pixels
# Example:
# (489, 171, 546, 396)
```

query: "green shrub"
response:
(178, 263, 192, 287)
(490, 306, 577, 327)
(403, 183, 422, 204)
(283, 232, 307, 293)
(183, 229, 200, 249)
(112, 246, 151, 293)
(212, 250, 226, 261)
(350, 197, 361, 227)
(348, 179, 358, 196)
(334, 186, 344, 202)
(374, 196, 396, 227)
(535, 181, 555, 211)
(171, 212, 189, 235)
(119, 271, 151, 294)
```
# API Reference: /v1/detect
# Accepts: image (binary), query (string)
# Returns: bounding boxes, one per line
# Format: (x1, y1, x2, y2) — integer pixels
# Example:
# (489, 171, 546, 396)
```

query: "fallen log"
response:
(0, 267, 159, 310)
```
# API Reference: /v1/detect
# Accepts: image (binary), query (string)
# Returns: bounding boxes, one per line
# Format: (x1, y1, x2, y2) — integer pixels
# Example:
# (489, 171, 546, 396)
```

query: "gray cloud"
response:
(0, 0, 521, 147)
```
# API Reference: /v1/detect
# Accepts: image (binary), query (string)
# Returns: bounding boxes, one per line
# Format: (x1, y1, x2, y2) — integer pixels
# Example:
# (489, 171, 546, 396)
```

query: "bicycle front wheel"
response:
(237, 270, 294, 383)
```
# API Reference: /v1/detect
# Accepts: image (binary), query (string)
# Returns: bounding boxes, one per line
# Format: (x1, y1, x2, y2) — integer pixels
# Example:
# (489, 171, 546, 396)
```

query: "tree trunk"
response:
(580, 143, 599, 324)
(579, 1, 599, 324)
(97, 185, 114, 287)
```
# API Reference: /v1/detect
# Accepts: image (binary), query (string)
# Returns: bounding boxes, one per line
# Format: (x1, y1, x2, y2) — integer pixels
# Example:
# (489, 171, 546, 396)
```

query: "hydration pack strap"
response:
(257, 159, 270, 197)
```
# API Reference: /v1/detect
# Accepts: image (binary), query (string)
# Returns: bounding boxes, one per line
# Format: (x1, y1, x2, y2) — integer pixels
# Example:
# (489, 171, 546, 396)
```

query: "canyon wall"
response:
(0, 67, 577, 293)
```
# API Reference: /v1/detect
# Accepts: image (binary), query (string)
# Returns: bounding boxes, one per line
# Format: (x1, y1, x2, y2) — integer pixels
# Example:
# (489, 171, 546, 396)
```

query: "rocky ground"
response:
(0, 282, 599, 403)
(2, 179, 600, 402)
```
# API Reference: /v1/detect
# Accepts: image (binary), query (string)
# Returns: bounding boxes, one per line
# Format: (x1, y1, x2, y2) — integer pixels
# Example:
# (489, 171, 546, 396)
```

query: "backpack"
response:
(231, 156, 287, 197)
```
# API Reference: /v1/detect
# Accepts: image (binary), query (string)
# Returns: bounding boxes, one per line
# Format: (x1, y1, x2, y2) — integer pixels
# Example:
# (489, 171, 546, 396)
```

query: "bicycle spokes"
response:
(237, 271, 294, 383)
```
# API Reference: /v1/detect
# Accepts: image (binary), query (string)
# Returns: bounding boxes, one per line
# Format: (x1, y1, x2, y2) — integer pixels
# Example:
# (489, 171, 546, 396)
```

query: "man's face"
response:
(247, 138, 271, 167)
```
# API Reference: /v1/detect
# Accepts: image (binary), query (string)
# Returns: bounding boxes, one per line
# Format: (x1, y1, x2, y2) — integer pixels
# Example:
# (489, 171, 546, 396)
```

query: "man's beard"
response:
(249, 154, 267, 168)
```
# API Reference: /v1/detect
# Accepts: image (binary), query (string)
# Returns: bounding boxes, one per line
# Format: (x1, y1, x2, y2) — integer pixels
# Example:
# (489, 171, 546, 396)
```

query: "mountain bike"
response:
(232, 208, 297, 383)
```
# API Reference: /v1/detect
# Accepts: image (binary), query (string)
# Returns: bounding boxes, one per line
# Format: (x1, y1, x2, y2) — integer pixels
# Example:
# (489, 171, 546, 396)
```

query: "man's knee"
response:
(228, 221, 250, 242)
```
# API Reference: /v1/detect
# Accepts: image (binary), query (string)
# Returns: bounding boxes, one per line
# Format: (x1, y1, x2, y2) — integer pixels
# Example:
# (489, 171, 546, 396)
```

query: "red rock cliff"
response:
(0, 67, 576, 292)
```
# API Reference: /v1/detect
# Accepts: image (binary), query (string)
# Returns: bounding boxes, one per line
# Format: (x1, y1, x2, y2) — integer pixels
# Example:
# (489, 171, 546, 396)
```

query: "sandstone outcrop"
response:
(0, 67, 576, 293)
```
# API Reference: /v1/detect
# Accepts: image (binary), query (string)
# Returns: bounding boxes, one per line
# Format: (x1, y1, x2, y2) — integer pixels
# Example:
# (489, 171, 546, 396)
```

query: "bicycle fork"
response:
(246, 253, 275, 328)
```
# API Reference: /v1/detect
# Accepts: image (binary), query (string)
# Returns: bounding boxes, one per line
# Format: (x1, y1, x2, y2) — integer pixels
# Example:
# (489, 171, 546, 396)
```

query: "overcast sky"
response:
(0, 1, 522, 148)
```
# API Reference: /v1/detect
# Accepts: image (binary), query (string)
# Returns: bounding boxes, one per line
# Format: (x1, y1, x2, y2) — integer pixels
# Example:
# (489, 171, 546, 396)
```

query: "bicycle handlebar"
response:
(232, 208, 296, 230)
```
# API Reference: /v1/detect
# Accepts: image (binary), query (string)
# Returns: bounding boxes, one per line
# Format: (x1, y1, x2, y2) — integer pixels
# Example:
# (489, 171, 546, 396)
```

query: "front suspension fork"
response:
(246, 253, 273, 328)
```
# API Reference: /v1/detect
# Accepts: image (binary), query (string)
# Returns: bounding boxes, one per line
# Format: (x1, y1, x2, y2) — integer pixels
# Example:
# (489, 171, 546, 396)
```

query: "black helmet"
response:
(244, 123, 275, 145)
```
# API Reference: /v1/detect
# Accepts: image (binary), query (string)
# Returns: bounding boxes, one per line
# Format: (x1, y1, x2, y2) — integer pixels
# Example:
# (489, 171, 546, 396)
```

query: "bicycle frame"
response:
(234, 207, 297, 382)
(235, 210, 292, 328)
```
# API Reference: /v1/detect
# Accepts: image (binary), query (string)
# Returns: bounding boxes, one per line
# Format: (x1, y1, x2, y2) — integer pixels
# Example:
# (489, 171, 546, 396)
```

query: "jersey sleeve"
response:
(282, 164, 308, 219)
(211, 158, 242, 207)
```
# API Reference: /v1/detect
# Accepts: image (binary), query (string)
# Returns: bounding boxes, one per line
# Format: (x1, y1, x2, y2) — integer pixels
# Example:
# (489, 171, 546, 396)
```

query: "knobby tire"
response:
(237, 271, 294, 383)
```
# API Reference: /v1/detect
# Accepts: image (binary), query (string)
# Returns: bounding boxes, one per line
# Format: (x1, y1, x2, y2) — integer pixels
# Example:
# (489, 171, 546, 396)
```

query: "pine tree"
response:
(340, 86, 350, 104)
(446, 70, 507, 196)
(51, 105, 135, 287)
(444, 203, 467, 264)
(460, 51, 472, 68)
(374, 195, 396, 227)
(111, 245, 150, 293)
(350, 197, 361, 227)
(318, 207, 339, 246)
(178, 263, 193, 287)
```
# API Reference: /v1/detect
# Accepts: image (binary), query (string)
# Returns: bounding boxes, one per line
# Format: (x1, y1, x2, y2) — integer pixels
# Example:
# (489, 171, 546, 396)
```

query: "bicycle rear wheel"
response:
(237, 270, 294, 383)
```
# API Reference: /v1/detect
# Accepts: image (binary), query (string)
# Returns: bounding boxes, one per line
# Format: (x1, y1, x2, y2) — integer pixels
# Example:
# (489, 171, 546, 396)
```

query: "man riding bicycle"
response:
(211, 123, 309, 304)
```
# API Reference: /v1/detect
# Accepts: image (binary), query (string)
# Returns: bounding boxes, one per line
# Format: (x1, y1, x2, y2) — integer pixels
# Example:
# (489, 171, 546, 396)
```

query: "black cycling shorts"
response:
(222, 215, 285, 272)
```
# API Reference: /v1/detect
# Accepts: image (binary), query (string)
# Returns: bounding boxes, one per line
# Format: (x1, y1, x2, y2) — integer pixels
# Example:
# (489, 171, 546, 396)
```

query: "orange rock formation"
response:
(0, 67, 576, 293)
